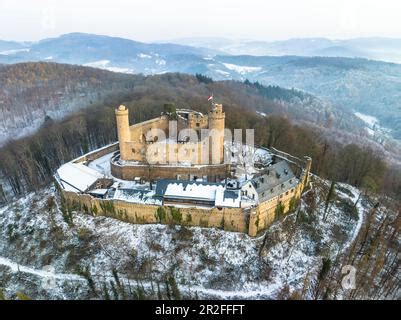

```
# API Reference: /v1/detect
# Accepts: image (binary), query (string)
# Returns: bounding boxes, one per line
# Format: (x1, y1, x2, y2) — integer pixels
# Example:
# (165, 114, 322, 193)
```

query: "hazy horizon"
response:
(1, 0, 400, 42)
(3, 32, 401, 44)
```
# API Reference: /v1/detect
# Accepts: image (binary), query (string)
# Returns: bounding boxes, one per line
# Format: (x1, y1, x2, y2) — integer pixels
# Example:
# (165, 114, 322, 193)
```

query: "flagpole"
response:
(208, 93, 214, 107)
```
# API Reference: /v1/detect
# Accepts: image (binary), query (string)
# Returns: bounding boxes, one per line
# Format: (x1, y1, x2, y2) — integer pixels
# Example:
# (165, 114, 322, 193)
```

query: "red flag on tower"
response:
(207, 94, 213, 102)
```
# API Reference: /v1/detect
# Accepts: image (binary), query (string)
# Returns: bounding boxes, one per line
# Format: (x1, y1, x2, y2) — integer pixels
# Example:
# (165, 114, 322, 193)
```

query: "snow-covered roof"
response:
(164, 181, 225, 202)
(56, 162, 104, 192)
(215, 189, 241, 208)
(155, 179, 241, 208)
(251, 161, 295, 191)
(248, 160, 298, 202)
(177, 109, 203, 117)
(113, 189, 162, 205)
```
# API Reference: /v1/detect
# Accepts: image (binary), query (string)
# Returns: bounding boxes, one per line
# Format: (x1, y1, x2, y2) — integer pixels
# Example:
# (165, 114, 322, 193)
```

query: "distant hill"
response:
(171, 37, 401, 63)
(0, 62, 360, 147)
(0, 33, 220, 73)
(1, 33, 401, 140)
(205, 55, 401, 139)
(0, 62, 138, 144)
(0, 40, 29, 52)
(1, 63, 400, 200)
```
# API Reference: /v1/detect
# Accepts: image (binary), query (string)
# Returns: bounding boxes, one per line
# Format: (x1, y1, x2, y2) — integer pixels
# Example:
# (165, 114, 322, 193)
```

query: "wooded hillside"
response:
(0, 71, 400, 204)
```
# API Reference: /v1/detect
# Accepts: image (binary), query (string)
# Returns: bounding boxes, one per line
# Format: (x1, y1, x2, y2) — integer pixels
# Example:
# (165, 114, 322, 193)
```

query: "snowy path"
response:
(336, 183, 365, 252)
(0, 254, 279, 299)
(0, 180, 366, 300)
(0, 256, 84, 281)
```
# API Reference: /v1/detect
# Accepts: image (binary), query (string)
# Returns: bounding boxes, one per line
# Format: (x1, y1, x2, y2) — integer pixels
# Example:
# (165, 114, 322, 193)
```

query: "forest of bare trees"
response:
(310, 192, 400, 299)
(0, 72, 400, 204)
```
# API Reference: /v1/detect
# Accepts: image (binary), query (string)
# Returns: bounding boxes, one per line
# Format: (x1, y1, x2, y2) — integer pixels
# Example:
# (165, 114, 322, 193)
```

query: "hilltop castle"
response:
(55, 102, 311, 237)
(112, 104, 229, 181)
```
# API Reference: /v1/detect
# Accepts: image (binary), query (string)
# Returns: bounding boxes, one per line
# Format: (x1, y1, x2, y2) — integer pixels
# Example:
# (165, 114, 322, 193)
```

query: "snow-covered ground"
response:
(0, 48, 30, 55)
(222, 63, 262, 74)
(354, 112, 379, 128)
(256, 111, 267, 117)
(83, 60, 135, 74)
(0, 176, 368, 300)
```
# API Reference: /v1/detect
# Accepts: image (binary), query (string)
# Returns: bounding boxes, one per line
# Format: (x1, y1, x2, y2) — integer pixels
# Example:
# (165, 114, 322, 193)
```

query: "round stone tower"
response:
(208, 103, 225, 164)
(115, 105, 130, 160)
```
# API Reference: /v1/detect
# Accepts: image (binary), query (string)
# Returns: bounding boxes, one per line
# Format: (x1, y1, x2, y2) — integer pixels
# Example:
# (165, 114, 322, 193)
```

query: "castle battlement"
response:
(113, 104, 227, 181)
(55, 103, 311, 237)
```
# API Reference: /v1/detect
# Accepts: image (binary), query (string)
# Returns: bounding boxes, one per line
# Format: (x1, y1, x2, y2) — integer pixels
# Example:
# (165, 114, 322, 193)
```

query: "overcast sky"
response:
(1, 0, 400, 42)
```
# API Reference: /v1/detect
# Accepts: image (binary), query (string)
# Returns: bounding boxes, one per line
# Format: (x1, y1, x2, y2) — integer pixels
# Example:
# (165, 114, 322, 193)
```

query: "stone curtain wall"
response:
(111, 161, 230, 182)
(61, 190, 248, 233)
(60, 172, 306, 237)
(72, 143, 119, 164)
(115, 105, 225, 165)
(59, 144, 311, 236)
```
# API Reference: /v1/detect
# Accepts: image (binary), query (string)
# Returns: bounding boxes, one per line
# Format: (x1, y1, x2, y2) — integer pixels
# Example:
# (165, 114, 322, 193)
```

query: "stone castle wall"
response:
(111, 161, 230, 182)
(115, 105, 225, 166)
(248, 170, 307, 236)
(72, 143, 119, 164)
(61, 190, 248, 233)
(59, 161, 310, 237)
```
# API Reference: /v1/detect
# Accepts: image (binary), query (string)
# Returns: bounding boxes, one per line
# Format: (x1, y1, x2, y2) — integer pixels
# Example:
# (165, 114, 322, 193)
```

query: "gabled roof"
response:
(56, 162, 104, 192)
(155, 179, 241, 207)
(251, 160, 295, 193)
(155, 179, 225, 202)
